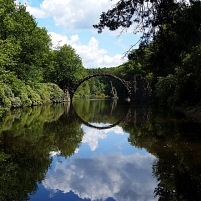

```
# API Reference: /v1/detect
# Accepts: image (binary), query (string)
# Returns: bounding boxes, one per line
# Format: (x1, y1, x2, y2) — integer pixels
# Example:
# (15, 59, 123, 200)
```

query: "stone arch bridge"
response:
(65, 73, 151, 104)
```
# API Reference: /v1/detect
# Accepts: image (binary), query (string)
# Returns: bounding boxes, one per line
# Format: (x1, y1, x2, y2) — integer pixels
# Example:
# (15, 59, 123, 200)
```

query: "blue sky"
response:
(18, 0, 140, 69)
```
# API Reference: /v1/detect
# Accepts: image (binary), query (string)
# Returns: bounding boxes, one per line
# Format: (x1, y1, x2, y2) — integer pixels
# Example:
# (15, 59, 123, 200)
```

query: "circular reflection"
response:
(72, 99, 129, 130)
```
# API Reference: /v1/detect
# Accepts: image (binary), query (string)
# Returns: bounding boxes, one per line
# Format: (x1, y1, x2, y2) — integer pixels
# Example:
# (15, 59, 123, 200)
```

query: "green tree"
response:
(144, 2, 201, 78)
(75, 81, 90, 98)
(48, 45, 87, 90)
(174, 45, 201, 105)
(94, 0, 200, 47)
(0, 0, 52, 84)
(155, 74, 176, 107)
(0, 39, 20, 72)
(114, 60, 145, 81)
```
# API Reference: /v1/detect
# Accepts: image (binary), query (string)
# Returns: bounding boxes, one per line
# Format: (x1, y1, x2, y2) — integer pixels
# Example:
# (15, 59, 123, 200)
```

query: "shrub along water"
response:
(0, 78, 64, 116)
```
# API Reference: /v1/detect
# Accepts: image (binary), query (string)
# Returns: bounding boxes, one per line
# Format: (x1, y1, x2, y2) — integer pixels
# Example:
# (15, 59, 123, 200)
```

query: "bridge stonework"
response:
(66, 73, 151, 104)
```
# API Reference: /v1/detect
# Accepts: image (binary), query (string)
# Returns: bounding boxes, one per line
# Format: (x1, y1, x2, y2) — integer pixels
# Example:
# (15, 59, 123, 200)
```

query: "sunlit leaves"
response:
(50, 44, 87, 88)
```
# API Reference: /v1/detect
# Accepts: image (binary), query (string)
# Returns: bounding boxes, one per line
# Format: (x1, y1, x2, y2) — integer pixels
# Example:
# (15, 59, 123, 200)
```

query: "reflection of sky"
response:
(30, 123, 158, 201)
(42, 153, 157, 201)
(79, 123, 148, 157)
(81, 123, 124, 152)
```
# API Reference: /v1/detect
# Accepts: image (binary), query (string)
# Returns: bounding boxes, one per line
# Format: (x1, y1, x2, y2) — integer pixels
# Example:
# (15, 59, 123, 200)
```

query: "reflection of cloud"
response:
(43, 153, 157, 201)
(104, 125, 124, 135)
(82, 127, 106, 151)
(81, 123, 124, 151)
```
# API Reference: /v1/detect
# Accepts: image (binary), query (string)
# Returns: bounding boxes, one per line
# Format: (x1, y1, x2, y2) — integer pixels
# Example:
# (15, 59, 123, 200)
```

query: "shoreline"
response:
(174, 104, 201, 123)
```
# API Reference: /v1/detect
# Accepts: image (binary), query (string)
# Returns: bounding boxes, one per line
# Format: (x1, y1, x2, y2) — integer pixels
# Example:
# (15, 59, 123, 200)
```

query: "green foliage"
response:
(0, 79, 64, 111)
(94, 1, 201, 107)
(45, 83, 64, 103)
(19, 90, 32, 107)
(0, 2, 51, 84)
(94, 0, 200, 47)
(0, 39, 20, 70)
(47, 45, 87, 88)
(154, 44, 201, 107)
(0, 84, 12, 109)
(114, 60, 145, 80)
(75, 81, 90, 98)
(10, 97, 22, 108)
(174, 45, 201, 105)
(0, 0, 68, 111)
(86, 68, 112, 97)
(155, 75, 176, 107)
(88, 77, 106, 96)
(25, 85, 42, 106)
(35, 83, 51, 104)
(1, 0, 200, 108)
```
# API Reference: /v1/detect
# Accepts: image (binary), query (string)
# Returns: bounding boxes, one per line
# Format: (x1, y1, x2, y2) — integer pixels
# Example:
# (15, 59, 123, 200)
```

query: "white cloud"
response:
(49, 151, 61, 156)
(49, 32, 127, 68)
(27, 0, 119, 30)
(49, 32, 71, 47)
(81, 123, 125, 151)
(26, 5, 47, 18)
(22, 0, 130, 68)
(43, 153, 157, 201)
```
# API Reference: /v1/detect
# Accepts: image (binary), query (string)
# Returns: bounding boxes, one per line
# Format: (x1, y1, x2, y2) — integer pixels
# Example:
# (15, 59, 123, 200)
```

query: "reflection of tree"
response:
(121, 104, 151, 134)
(110, 99, 117, 115)
(153, 154, 201, 201)
(43, 107, 84, 157)
(0, 103, 84, 200)
(125, 109, 201, 200)
(0, 137, 52, 201)
(110, 81, 118, 99)
(73, 99, 128, 124)
(0, 104, 64, 137)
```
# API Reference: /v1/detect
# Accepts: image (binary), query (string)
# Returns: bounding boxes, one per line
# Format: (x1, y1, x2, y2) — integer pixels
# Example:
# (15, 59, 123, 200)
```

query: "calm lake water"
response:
(1, 99, 201, 201)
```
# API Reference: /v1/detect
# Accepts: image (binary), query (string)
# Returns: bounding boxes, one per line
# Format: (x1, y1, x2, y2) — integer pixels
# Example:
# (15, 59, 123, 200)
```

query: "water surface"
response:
(0, 99, 201, 201)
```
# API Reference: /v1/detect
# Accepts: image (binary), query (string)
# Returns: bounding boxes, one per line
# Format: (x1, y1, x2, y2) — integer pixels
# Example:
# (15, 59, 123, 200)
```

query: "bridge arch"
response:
(69, 73, 132, 99)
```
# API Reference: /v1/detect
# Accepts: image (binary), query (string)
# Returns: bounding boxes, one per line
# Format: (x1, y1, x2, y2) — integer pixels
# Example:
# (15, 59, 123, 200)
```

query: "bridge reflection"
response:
(73, 107, 129, 130)
(63, 101, 151, 130)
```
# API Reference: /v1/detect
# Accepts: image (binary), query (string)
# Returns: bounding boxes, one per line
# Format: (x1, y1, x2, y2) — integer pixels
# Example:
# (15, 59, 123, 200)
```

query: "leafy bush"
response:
(0, 80, 64, 110)
(0, 84, 12, 109)
(3, 85, 14, 99)
(46, 83, 64, 103)
(11, 97, 22, 108)
(19, 91, 32, 107)
(25, 85, 42, 106)
(35, 83, 51, 104)
(0, 90, 11, 109)
(4, 73, 25, 97)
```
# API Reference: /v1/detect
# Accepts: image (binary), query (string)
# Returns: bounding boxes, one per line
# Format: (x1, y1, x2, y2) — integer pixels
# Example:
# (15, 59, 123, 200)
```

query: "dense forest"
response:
(1, 0, 201, 115)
